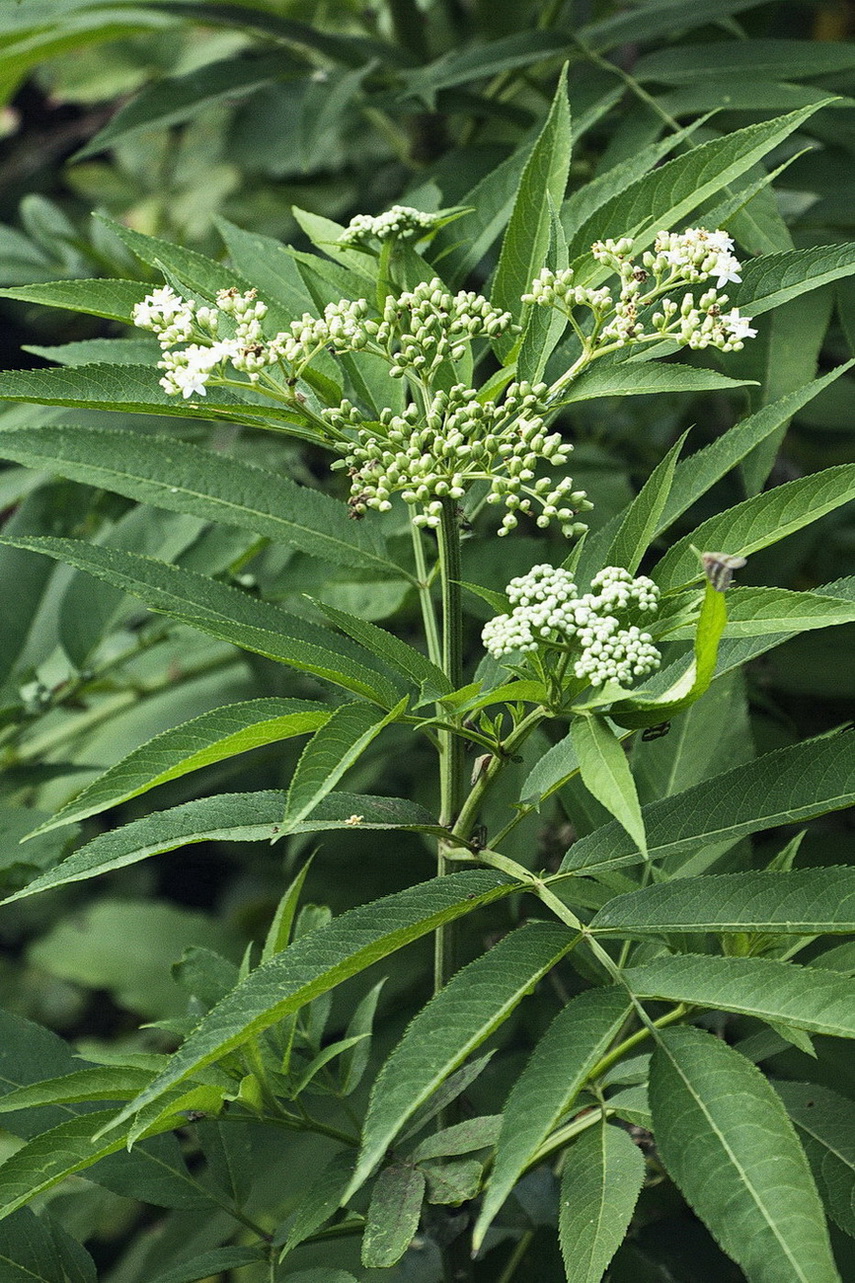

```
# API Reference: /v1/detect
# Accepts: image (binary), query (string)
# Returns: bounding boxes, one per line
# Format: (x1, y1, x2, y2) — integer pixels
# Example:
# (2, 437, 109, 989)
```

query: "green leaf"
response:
(1, 791, 443, 907)
(572, 715, 647, 857)
(606, 432, 687, 573)
(520, 730, 579, 807)
(283, 701, 403, 827)
(361, 1164, 425, 1268)
(0, 1067, 156, 1113)
(579, 0, 771, 51)
(108, 871, 517, 1129)
(148, 1248, 267, 1283)
(0, 1109, 183, 1220)
(517, 195, 569, 384)
(473, 986, 631, 1250)
(433, 142, 534, 288)
(32, 699, 329, 835)
(0, 1208, 96, 1283)
(25, 337, 161, 366)
(338, 980, 385, 1096)
(1, 538, 402, 705)
(421, 1157, 481, 1205)
(667, 586, 855, 639)
(317, 601, 450, 695)
(775, 1082, 855, 1239)
(625, 954, 855, 1037)
(491, 67, 571, 361)
(558, 1120, 645, 1283)
(562, 731, 855, 876)
(76, 52, 290, 159)
(349, 921, 575, 1198)
(0, 362, 303, 428)
(0, 427, 399, 576)
(410, 1115, 502, 1162)
(731, 244, 855, 316)
(561, 362, 753, 403)
(404, 32, 572, 104)
(0, 279, 149, 324)
(591, 868, 855, 937)
(566, 102, 826, 263)
(657, 363, 855, 535)
(650, 1026, 839, 1283)
(277, 1150, 354, 1257)
(610, 582, 726, 728)
(635, 38, 855, 84)
(653, 465, 855, 590)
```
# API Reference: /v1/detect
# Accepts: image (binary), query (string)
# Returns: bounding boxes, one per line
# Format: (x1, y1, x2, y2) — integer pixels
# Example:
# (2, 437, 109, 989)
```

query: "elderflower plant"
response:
(482, 565, 661, 689)
(131, 225, 755, 541)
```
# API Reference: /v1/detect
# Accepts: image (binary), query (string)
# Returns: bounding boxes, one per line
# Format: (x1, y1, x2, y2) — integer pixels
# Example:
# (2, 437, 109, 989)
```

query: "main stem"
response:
(435, 499, 465, 992)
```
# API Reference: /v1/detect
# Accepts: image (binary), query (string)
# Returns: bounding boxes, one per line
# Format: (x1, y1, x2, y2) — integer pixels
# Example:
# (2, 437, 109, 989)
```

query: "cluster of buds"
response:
(482, 565, 661, 688)
(365, 279, 514, 381)
(133, 284, 279, 397)
(338, 205, 440, 245)
(524, 227, 756, 355)
(327, 382, 591, 535)
(275, 299, 373, 368)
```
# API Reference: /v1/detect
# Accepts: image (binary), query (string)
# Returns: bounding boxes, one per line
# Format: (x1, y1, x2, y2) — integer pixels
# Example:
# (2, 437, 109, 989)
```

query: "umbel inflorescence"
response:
(482, 565, 661, 689)
(132, 223, 755, 538)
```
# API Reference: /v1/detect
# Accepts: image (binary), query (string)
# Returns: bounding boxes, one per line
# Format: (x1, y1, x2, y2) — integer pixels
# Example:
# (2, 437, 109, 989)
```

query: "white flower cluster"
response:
(338, 205, 440, 245)
(525, 227, 756, 355)
(328, 382, 591, 534)
(133, 284, 278, 398)
(276, 299, 373, 367)
(482, 564, 661, 687)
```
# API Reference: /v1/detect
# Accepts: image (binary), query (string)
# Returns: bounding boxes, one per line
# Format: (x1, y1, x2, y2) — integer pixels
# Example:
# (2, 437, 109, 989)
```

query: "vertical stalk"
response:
(435, 498, 465, 991)
(410, 521, 442, 670)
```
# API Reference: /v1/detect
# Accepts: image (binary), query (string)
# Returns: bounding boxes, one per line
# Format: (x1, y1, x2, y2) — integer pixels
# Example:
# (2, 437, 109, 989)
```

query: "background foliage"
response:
(0, 2, 854, 1281)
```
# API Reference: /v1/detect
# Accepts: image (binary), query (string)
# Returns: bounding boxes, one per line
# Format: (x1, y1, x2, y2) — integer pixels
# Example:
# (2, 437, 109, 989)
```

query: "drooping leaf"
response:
(0, 1067, 156, 1114)
(473, 986, 631, 1250)
(635, 38, 855, 84)
(349, 921, 575, 1198)
(650, 1027, 839, 1283)
(562, 731, 855, 876)
(318, 600, 450, 695)
(1, 791, 444, 907)
(0, 427, 398, 576)
(591, 868, 855, 937)
(579, 0, 771, 51)
(410, 1115, 502, 1163)
(558, 1120, 645, 1283)
(76, 52, 291, 159)
(32, 699, 330, 836)
(1, 538, 403, 705)
(277, 1150, 354, 1257)
(107, 871, 518, 1130)
(625, 954, 855, 1037)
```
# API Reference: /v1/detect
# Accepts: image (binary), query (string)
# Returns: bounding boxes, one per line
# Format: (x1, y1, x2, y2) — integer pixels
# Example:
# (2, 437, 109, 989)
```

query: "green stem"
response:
(411, 522, 442, 670)
(435, 500, 465, 991)
(496, 1229, 535, 1283)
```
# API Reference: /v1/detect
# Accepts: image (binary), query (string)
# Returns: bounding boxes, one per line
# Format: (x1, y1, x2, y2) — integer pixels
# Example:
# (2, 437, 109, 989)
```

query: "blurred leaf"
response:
(775, 1082, 855, 1239)
(0, 1208, 96, 1283)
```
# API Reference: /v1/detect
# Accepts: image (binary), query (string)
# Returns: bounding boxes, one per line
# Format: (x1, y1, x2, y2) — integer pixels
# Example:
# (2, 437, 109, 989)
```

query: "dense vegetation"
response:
(0, 3, 854, 1281)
